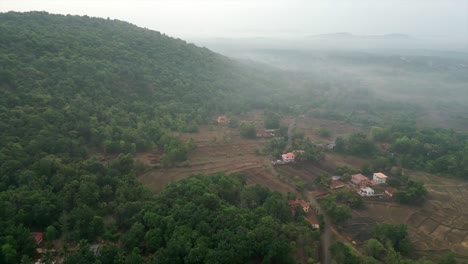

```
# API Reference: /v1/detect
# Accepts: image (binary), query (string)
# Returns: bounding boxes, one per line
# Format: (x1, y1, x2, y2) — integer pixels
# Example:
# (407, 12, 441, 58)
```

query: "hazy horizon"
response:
(1, 0, 467, 44)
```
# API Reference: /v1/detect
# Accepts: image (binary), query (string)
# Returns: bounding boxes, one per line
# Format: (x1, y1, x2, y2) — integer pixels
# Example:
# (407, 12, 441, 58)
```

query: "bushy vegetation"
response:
(239, 122, 256, 139)
(320, 189, 363, 223)
(64, 174, 320, 263)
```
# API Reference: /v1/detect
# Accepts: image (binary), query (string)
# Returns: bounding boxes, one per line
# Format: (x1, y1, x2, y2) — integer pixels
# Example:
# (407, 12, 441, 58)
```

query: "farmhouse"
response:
(33, 232, 43, 246)
(282, 152, 295, 163)
(385, 187, 395, 197)
(373, 172, 388, 184)
(330, 180, 346, 190)
(288, 199, 310, 213)
(217, 115, 228, 124)
(359, 187, 375, 196)
(351, 173, 370, 187)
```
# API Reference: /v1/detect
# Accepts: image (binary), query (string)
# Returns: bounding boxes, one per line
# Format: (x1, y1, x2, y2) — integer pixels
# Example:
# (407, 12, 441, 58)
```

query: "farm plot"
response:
(341, 172, 468, 261)
(139, 112, 289, 193)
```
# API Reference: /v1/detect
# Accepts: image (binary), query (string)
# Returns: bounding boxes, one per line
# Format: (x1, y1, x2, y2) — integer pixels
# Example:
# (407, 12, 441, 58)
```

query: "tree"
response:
(264, 113, 280, 129)
(316, 127, 331, 138)
(239, 123, 256, 139)
(1, 244, 17, 264)
(364, 238, 385, 259)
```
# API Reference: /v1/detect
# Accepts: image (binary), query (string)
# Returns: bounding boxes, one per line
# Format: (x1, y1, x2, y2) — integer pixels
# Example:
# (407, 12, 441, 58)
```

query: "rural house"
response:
(217, 115, 228, 124)
(359, 187, 375, 196)
(288, 199, 310, 213)
(282, 152, 295, 163)
(33, 232, 43, 246)
(351, 173, 370, 187)
(330, 180, 346, 189)
(373, 172, 388, 184)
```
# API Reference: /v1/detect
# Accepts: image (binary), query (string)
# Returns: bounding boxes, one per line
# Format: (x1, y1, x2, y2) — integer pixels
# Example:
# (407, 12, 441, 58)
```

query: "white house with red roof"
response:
(282, 152, 295, 163)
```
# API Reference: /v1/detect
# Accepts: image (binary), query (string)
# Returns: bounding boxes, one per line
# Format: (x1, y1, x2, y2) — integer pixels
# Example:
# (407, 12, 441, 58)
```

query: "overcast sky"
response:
(1, 0, 467, 41)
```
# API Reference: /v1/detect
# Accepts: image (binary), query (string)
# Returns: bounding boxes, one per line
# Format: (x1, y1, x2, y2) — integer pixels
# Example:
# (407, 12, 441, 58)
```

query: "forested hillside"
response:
(0, 12, 315, 263)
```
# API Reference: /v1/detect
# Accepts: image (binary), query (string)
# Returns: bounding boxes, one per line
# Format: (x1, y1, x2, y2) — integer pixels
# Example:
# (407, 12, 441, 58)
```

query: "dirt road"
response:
(307, 192, 331, 264)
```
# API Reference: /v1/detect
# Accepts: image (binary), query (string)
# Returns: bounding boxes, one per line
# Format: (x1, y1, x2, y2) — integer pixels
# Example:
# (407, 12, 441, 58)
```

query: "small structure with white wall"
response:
(373, 172, 388, 184)
(359, 187, 375, 196)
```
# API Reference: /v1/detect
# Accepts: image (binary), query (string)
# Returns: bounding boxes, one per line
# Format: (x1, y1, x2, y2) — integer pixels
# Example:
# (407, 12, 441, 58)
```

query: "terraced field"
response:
(342, 172, 468, 261)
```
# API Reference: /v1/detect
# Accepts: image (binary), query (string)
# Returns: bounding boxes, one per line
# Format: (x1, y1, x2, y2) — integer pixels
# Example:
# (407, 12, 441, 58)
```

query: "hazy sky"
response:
(1, 0, 467, 41)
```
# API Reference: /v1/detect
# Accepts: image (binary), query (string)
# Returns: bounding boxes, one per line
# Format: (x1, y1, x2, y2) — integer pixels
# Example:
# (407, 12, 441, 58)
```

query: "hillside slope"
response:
(0, 11, 283, 158)
(0, 12, 323, 264)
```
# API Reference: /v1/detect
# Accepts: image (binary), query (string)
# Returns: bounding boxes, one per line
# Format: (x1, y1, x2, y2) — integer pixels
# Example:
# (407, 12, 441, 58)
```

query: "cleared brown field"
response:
(139, 111, 297, 194)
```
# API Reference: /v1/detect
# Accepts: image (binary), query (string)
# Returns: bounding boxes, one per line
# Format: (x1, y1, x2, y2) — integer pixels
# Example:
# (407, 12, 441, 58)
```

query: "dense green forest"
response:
(0, 12, 318, 263)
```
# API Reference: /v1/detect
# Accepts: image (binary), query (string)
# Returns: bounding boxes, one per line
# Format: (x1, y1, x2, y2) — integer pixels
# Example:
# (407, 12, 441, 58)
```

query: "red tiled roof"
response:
(351, 174, 369, 184)
(331, 180, 346, 189)
(34, 232, 43, 244)
(283, 152, 295, 158)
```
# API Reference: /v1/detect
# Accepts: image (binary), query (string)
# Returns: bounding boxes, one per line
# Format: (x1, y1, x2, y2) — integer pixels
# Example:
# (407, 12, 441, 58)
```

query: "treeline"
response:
(333, 119, 468, 180)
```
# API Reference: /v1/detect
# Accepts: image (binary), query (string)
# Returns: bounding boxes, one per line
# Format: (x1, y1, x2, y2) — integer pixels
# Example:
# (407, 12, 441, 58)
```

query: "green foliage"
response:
(264, 112, 281, 129)
(330, 242, 361, 264)
(316, 127, 331, 138)
(363, 238, 385, 259)
(321, 197, 350, 223)
(292, 138, 324, 162)
(263, 138, 287, 158)
(334, 133, 376, 157)
(239, 122, 256, 139)
(393, 180, 427, 204)
(228, 117, 239, 128)
(373, 224, 412, 255)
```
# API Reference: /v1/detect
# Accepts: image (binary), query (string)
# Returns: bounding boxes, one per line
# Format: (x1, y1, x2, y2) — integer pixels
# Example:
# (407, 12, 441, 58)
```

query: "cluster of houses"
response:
(351, 172, 391, 197)
(328, 172, 395, 198)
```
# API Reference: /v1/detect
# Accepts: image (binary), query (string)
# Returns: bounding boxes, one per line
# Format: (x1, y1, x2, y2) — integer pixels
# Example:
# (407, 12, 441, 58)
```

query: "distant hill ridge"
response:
(308, 32, 411, 39)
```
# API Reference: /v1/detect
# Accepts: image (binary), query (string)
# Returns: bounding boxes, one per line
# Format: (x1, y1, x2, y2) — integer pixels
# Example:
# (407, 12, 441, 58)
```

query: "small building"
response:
(351, 174, 370, 187)
(282, 152, 295, 163)
(331, 176, 342, 181)
(359, 187, 375, 196)
(385, 187, 395, 197)
(288, 199, 310, 213)
(373, 172, 388, 184)
(33, 232, 43, 246)
(217, 115, 228, 124)
(330, 180, 346, 190)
